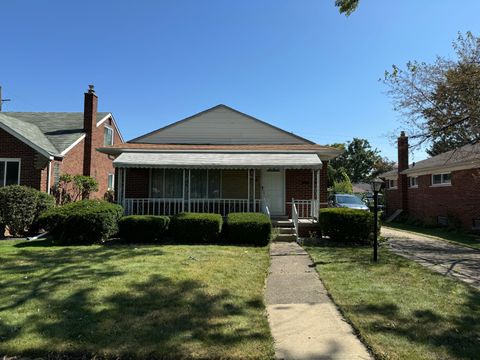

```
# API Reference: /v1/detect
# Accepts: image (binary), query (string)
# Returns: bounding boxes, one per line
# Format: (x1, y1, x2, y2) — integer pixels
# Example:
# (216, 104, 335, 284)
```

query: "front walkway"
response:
(383, 227, 480, 290)
(265, 242, 372, 360)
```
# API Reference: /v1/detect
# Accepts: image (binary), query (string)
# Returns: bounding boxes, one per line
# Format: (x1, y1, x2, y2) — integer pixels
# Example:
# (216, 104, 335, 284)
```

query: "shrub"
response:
(52, 174, 99, 205)
(319, 208, 380, 244)
(39, 200, 123, 245)
(170, 213, 222, 243)
(119, 215, 170, 243)
(0, 185, 55, 236)
(226, 212, 272, 246)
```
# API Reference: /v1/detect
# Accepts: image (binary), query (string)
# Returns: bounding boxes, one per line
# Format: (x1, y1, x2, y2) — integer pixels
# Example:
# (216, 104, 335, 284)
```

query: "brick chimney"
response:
(83, 85, 98, 176)
(397, 131, 409, 211)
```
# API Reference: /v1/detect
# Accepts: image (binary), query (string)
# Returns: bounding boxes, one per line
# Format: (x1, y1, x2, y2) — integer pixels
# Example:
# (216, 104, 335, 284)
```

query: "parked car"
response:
(328, 194, 370, 211)
(361, 192, 385, 212)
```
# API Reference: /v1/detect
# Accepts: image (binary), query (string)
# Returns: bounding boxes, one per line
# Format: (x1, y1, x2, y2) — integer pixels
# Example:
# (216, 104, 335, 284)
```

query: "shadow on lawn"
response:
(0, 244, 268, 359)
(346, 289, 480, 359)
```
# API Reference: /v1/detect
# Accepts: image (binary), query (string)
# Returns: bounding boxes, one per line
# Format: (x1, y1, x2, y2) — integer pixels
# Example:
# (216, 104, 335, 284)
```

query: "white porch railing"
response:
(290, 199, 319, 220)
(123, 198, 265, 217)
(292, 200, 299, 241)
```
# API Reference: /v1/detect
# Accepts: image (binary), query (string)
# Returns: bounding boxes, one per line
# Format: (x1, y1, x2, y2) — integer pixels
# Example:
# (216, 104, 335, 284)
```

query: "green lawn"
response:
(306, 244, 480, 360)
(385, 222, 480, 249)
(0, 239, 274, 359)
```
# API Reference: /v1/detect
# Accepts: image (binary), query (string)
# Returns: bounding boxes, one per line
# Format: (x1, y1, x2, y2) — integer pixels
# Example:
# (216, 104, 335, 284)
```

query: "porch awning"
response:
(113, 152, 323, 169)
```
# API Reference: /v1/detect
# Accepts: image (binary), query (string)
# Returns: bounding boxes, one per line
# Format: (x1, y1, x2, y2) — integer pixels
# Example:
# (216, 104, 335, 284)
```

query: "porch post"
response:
(253, 169, 256, 212)
(188, 169, 191, 212)
(122, 168, 126, 210)
(316, 168, 320, 220)
(247, 169, 251, 212)
(117, 168, 123, 205)
(182, 169, 186, 212)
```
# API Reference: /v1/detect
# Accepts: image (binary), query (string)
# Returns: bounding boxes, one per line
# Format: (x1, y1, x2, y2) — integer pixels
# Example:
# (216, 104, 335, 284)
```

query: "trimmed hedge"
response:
(0, 185, 55, 236)
(119, 215, 170, 243)
(170, 213, 222, 243)
(226, 212, 271, 246)
(39, 200, 123, 245)
(319, 208, 380, 243)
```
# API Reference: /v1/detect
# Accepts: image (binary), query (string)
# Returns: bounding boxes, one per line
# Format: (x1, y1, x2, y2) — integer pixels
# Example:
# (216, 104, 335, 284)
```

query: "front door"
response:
(261, 169, 285, 215)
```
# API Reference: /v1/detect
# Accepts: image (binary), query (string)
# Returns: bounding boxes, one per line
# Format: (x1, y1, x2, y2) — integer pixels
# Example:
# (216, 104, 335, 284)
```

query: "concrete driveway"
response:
(383, 227, 480, 289)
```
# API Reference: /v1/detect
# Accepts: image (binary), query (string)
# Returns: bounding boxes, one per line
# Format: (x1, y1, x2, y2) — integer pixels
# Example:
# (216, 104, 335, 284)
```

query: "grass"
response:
(0, 239, 274, 359)
(385, 222, 480, 249)
(305, 243, 480, 360)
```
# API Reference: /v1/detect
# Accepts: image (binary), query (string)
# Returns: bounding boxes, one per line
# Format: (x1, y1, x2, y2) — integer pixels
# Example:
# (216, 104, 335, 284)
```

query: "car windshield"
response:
(336, 195, 363, 205)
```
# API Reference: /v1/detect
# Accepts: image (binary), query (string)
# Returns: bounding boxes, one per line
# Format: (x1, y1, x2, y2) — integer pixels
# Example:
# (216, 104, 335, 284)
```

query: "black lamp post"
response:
(371, 178, 384, 262)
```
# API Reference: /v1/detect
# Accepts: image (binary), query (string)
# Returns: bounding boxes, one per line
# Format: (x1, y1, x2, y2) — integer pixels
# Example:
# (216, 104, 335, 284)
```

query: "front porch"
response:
(115, 167, 324, 220)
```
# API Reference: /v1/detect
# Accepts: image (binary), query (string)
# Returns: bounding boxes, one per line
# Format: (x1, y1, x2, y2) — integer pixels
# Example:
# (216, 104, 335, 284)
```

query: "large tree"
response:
(335, 0, 359, 15)
(328, 138, 385, 183)
(383, 32, 480, 155)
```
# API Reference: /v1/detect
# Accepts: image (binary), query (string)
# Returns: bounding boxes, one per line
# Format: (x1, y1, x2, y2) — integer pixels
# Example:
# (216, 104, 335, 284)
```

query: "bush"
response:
(170, 213, 222, 243)
(0, 185, 55, 236)
(319, 208, 380, 244)
(39, 200, 123, 245)
(119, 215, 170, 243)
(226, 212, 272, 246)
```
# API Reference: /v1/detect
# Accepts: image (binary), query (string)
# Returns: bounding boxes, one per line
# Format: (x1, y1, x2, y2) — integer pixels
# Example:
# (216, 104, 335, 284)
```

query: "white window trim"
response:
(107, 173, 115, 190)
(409, 177, 418, 188)
(0, 158, 21, 187)
(431, 173, 452, 187)
(387, 179, 398, 190)
(104, 125, 114, 146)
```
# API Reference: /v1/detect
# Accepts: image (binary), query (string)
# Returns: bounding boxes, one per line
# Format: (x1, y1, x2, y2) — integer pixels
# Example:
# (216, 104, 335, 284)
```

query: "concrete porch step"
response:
(272, 220, 294, 228)
(279, 227, 296, 234)
(274, 233, 297, 242)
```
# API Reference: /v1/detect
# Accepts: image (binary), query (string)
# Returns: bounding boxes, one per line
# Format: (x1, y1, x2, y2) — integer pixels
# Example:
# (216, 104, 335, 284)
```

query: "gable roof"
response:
(403, 142, 480, 176)
(129, 104, 314, 145)
(0, 112, 110, 157)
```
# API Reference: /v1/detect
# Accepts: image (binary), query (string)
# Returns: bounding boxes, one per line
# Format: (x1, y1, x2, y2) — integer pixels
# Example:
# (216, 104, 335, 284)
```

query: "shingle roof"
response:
(403, 142, 480, 175)
(0, 112, 110, 157)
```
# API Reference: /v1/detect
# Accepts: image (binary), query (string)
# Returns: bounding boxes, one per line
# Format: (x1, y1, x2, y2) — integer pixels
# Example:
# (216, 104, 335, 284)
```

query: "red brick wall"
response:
(0, 128, 44, 189)
(386, 168, 480, 229)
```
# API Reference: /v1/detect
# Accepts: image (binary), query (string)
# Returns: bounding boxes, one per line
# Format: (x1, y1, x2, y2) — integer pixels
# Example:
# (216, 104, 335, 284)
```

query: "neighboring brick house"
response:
(0, 86, 123, 198)
(382, 132, 480, 230)
(98, 104, 339, 220)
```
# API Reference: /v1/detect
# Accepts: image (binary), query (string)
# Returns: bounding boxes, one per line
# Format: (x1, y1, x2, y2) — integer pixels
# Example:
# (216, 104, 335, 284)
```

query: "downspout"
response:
(47, 160, 52, 195)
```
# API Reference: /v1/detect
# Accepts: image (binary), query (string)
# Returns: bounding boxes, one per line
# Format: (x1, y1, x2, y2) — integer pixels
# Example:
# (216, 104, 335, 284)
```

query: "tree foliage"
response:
(52, 174, 99, 205)
(335, 0, 359, 15)
(328, 138, 385, 183)
(383, 32, 480, 155)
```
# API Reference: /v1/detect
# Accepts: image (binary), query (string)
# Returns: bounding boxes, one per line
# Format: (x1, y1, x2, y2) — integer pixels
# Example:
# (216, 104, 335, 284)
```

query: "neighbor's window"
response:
(0, 159, 20, 187)
(388, 179, 398, 189)
(107, 173, 115, 190)
(432, 173, 451, 186)
(104, 126, 114, 146)
(409, 177, 418, 187)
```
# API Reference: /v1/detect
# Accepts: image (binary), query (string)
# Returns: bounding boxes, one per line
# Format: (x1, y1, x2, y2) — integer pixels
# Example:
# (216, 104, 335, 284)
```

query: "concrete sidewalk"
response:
(383, 227, 480, 290)
(265, 242, 372, 360)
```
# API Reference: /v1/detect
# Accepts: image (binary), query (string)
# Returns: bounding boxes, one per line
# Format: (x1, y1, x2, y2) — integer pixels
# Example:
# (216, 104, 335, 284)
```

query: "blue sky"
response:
(1, 0, 479, 161)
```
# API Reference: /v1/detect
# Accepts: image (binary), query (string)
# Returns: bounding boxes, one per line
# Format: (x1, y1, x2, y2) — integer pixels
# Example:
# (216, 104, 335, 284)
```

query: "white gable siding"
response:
(131, 106, 311, 145)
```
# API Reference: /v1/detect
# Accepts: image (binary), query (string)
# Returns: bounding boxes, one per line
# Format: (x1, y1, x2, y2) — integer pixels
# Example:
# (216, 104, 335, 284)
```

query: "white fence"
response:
(123, 198, 265, 217)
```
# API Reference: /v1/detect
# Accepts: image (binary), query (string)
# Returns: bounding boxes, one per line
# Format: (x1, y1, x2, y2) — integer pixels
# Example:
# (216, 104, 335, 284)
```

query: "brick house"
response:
(0, 86, 123, 198)
(98, 105, 340, 222)
(382, 132, 480, 230)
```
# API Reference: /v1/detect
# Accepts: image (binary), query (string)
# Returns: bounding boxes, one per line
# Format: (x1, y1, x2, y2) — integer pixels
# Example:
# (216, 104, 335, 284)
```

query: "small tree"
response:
(332, 171, 353, 194)
(52, 174, 99, 205)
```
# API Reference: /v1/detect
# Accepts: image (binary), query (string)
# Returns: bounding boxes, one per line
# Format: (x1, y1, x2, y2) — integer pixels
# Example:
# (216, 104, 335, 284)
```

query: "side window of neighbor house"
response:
(409, 177, 418, 187)
(104, 126, 114, 146)
(53, 163, 60, 186)
(388, 179, 398, 189)
(432, 173, 451, 185)
(108, 173, 115, 190)
(0, 159, 20, 187)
